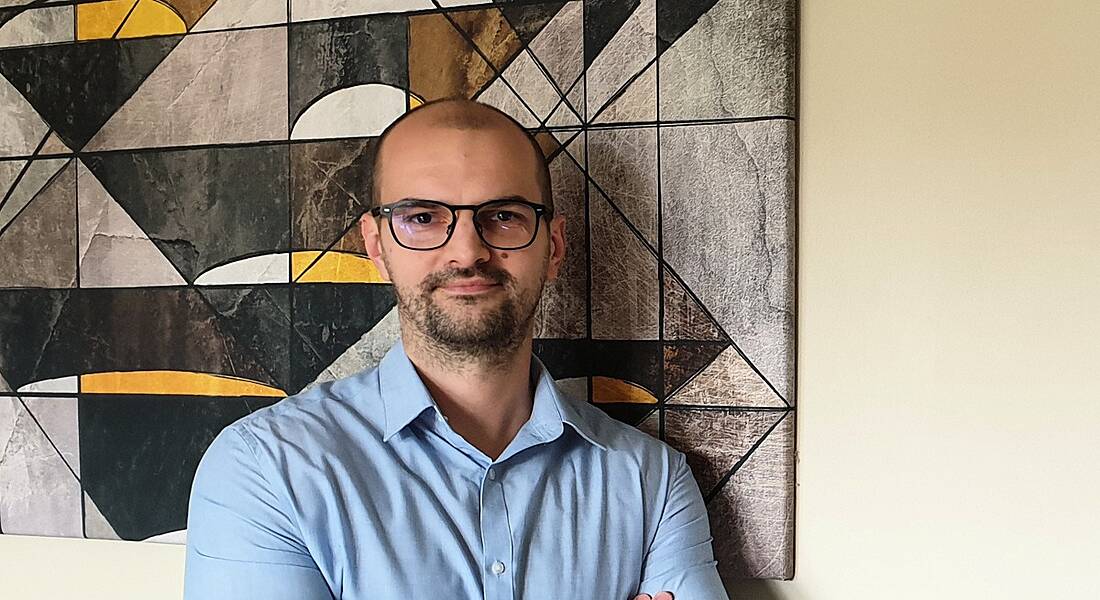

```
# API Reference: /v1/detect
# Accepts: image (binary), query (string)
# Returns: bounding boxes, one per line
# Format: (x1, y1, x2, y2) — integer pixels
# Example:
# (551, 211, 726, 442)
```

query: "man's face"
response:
(361, 119, 566, 358)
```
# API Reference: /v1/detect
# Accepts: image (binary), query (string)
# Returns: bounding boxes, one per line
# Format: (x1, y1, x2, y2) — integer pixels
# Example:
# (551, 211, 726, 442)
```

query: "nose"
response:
(443, 209, 492, 266)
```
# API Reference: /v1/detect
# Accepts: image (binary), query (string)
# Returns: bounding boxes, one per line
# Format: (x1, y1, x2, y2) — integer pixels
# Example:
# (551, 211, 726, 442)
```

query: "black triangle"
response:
(0, 35, 182, 150)
(656, 0, 720, 55)
(583, 0, 640, 67)
(495, 1, 567, 47)
(663, 341, 728, 397)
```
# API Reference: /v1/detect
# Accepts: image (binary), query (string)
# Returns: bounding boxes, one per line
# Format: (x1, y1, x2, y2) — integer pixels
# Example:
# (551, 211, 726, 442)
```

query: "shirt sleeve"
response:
(637, 450, 731, 600)
(183, 425, 334, 600)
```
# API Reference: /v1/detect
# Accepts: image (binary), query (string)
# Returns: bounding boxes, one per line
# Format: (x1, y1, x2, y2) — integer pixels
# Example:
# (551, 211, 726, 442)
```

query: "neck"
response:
(400, 326, 537, 461)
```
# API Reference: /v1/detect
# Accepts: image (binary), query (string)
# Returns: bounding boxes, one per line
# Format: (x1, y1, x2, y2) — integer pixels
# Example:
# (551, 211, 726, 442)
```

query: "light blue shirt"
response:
(184, 338, 729, 599)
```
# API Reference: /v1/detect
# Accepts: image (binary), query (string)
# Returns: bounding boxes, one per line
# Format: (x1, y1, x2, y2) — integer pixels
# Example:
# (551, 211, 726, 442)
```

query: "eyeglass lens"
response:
(389, 200, 539, 249)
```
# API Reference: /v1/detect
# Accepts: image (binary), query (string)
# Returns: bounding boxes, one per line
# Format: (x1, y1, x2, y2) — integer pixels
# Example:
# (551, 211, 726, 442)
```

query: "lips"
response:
(440, 279, 500, 293)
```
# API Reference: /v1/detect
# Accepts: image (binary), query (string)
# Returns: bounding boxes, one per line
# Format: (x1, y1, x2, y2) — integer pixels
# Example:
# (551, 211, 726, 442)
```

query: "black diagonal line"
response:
(0, 156, 70, 242)
(111, 0, 141, 40)
(15, 394, 82, 485)
(0, 127, 53, 218)
(291, 211, 366, 283)
(703, 409, 789, 504)
(588, 55, 656, 124)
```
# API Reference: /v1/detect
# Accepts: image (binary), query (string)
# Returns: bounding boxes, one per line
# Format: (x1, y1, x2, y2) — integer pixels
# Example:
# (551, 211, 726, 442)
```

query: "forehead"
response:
(376, 121, 541, 203)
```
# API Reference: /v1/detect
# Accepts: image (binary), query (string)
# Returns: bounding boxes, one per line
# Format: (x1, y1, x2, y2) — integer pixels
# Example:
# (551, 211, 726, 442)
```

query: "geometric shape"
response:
(659, 0, 796, 119)
(193, 0, 288, 32)
(479, 48, 560, 125)
(408, 8, 513, 102)
(290, 283, 397, 393)
(290, 137, 373, 250)
(83, 490, 121, 540)
(0, 156, 67, 233)
(654, 0, 720, 54)
(495, 1, 568, 48)
(39, 132, 71, 156)
(585, 0, 654, 119)
(589, 183, 659, 340)
(662, 341, 728, 397)
(0, 289, 70, 391)
(20, 395, 80, 477)
(587, 126, 657, 246)
(86, 27, 289, 150)
(35, 288, 277, 389)
(0, 70, 49, 156)
(661, 120, 795, 400)
(707, 411, 794, 579)
(292, 251, 386, 284)
(0, 34, 182, 149)
(78, 392, 281, 540)
(594, 400, 657, 427)
(198, 284, 293, 392)
(592, 58, 655, 123)
(77, 0, 186, 41)
(592, 375, 657, 404)
(638, 406, 783, 497)
(307, 304, 401, 387)
(532, 339, 662, 400)
(291, 83, 407, 140)
(193, 253, 290, 286)
(583, 0, 642, 67)
(662, 268, 725, 341)
(289, 0, 457, 22)
(76, 160, 188, 288)
(289, 13, 408, 125)
(80, 371, 286, 397)
(0, 159, 77, 288)
(667, 345, 786, 407)
(525, 0, 582, 95)
(476, 76, 540, 127)
(0, 5, 73, 48)
(0, 396, 82, 537)
(16, 376, 79, 394)
(81, 144, 290, 282)
(533, 145, 587, 339)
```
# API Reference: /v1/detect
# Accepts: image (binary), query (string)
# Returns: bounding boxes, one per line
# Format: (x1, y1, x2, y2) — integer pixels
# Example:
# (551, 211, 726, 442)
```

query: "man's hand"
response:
(633, 593, 674, 600)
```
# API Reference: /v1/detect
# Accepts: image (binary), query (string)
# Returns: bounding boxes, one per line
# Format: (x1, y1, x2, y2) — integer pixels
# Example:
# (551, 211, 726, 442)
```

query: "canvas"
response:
(0, 0, 797, 582)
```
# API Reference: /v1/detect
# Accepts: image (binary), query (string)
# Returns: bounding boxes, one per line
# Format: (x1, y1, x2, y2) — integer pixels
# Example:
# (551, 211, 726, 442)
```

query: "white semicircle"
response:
(194, 253, 291, 286)
(291, 84, 407, 140)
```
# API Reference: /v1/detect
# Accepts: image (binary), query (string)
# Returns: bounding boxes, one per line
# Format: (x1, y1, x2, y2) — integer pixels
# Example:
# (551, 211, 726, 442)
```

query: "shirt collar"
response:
(378, 338, 607, 452)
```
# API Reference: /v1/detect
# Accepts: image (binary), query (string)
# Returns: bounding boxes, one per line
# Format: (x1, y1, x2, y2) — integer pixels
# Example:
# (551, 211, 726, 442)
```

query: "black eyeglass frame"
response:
(368, 198, 554, 251)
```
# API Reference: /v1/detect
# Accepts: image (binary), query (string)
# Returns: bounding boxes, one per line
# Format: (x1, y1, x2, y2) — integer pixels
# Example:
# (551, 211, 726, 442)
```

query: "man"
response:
(183, 98, 729, 600)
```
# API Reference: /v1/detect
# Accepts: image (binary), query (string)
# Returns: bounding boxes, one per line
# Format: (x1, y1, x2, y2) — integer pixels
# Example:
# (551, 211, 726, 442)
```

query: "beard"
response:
(387, 257, 547, 366)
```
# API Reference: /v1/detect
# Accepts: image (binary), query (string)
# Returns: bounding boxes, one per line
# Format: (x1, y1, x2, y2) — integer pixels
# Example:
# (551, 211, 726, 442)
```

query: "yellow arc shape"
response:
(292, 251, 386, 283)
(78, 0, 186, 41)
(592, 376, 658, 404)
(81, 371, 285, 397)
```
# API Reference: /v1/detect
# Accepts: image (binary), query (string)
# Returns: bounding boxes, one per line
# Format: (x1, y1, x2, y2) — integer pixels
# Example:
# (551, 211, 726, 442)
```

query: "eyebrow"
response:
(393, 195, 535, 206)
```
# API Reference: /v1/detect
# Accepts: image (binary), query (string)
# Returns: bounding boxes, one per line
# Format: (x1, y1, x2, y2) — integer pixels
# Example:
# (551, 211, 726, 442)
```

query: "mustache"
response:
(423, 265, 512, 290)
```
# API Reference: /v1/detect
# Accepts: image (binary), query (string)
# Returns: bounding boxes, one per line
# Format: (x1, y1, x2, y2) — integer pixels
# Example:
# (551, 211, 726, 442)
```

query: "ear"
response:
(545, 214, 566, 281)
(360, 213, 392, 282)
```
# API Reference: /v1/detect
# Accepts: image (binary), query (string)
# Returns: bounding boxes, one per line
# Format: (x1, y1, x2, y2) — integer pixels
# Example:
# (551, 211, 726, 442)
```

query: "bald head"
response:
(369, 98, 553, 213)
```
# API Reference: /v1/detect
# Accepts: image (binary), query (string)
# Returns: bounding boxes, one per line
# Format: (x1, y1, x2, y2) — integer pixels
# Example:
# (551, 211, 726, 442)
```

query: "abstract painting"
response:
(0, 0, 797, 582)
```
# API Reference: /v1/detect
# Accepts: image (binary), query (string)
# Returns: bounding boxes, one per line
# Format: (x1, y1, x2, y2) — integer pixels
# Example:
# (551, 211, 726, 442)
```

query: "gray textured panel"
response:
(589, 183, 659, 340)
(659, 0, 796, 119)
(661, 120, 796, 400)
(534, 144, 587, 339)
(0, 160, 75, 288)
(588, 126, 658, 246)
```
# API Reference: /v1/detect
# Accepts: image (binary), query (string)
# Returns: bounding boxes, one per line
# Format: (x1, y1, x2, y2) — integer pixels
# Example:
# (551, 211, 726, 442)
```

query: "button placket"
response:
(479, 465, 513, 600)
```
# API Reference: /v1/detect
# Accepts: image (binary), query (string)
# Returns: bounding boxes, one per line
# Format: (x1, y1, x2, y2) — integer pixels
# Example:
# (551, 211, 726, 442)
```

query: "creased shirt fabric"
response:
(183, 338, 729, 600)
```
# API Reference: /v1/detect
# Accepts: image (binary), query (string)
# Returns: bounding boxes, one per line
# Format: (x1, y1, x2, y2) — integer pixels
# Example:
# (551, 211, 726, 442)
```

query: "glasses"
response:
(369, 198, 552, 251)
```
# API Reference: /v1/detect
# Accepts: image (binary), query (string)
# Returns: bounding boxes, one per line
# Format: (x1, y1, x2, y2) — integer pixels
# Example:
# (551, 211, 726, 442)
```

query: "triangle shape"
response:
(593, 59, 656, 123)
(476, 76, 540, 127)
(662, 267, 725, 341)
(193, 0, 287, 32)
(0, 34, 183, 150)
(498, 48, 562, 124)
(589, 185, 659, 339)
(595, 401, 657, 427)
(662, 408, 784, 496)
(39, 131, 71, 156)
(525, 0, 582, 93)
(667, 345, 786, 407)
(76, 160, 187, 288)
(662, 341, 728, 397)
(83, 490, 121, 540)
(583, 0, 639, 67)
(0, 159, 77, 288)
(21, 395, 80, 479)
(546, 94, 582, 128)
(0, 157, 69, 234)
(586, 127, 657, 245)
(409, 9, 508, 101)
(498, 2, 567, 47)
(656, 0, 721, 56)
(0, 71, 50, 157)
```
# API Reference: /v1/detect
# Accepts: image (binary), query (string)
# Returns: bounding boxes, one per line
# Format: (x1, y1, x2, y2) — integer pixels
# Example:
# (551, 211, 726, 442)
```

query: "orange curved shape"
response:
(81, 371, 285, 397)
(293, 251, 387, 284)
(78, 0, 186, 40)
(592, 376, 658, 404)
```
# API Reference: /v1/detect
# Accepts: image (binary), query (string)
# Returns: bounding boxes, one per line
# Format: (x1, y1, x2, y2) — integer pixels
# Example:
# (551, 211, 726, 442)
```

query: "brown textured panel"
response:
(0, 160, 76, 288)
(409, 9, 521, 101)
(668, 345, 786, 407)
(168, 0, 218, 29)
(709, 413, 794, 579)
(589, 184, 658, 340)
(291, 138, 375, 251)
(587, 127, 657, 246)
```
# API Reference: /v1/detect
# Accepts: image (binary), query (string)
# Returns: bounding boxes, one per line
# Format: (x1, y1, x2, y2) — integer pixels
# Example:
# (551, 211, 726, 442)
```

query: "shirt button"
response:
(491, 561, 506, 575)
(487, 468, 496, 480)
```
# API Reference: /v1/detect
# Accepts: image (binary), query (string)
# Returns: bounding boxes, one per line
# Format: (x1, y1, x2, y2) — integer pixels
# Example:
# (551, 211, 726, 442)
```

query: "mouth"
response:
(439, 280, 502, 295)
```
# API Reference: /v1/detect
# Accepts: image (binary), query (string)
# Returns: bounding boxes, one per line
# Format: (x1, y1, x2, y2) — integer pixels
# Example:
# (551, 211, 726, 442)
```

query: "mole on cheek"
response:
(500, 252, 509, 259)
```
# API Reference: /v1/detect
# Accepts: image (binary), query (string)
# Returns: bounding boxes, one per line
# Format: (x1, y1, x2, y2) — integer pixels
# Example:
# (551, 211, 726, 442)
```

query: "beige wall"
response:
(2, 1, 1098, 597)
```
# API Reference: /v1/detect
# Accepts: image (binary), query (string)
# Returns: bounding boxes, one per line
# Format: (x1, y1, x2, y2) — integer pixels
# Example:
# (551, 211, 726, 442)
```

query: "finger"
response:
(654, 593, 675, 600)
(632, 595, 652, 600)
